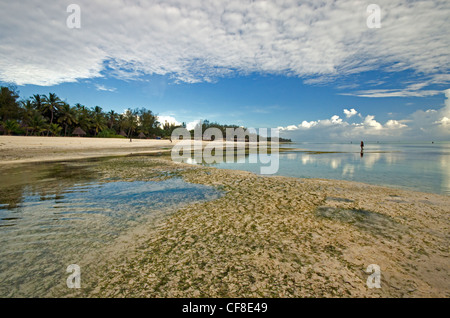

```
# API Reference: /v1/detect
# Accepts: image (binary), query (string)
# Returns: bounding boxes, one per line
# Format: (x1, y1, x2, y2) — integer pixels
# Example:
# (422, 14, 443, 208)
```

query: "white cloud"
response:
(434, 117, 449, 125)
(155, 116, 210, 131)
(299, 120, 318, 129)
(186, 120, 202, 131)
(345, 88, 442, 98)
(279, 115, 347, 132)
(363, 115, 383, 130)
(95, 84, 116, 92)
(385, 120, 407, 129)
(278, 88, 450, 141)
(285, 125, 299, 131)
(343, 108, 358, 118)
(0, 0, 449, 89)
(157, 115, 181, 127)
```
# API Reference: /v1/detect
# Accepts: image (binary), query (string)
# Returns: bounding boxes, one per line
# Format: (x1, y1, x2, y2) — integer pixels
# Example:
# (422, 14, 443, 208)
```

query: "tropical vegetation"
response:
(0, 86, 291, 141)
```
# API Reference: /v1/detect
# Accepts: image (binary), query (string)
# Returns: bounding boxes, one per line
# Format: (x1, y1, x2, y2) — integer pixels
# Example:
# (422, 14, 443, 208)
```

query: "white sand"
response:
(0, 136, 174, 164)
(0, 136, 264, 165)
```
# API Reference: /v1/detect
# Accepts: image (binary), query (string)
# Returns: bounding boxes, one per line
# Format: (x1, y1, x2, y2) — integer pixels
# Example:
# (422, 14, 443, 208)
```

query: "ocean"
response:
(201, 141, 450, 195)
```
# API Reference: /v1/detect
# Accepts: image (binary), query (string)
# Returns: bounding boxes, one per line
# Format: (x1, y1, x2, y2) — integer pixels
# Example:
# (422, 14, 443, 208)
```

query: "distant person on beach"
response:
(360, 141, 364, 157)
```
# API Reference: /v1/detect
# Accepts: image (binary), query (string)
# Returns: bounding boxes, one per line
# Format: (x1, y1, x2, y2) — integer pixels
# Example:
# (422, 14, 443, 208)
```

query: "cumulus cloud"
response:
(385, 120, 407, 129)
(0, 0, 449, 90)
(157, 115, 181, 127)
(279, 90, 450, 141)
(343, 108, 358, 118)
(362, 115, 383, 130)
(186, 120, 202, 131)
(156, 116, 204, 131)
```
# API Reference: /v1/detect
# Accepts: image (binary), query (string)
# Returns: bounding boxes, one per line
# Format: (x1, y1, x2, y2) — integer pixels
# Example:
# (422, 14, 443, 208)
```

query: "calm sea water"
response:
(200, 142, 450, 195)
(0, 161, 223, 297)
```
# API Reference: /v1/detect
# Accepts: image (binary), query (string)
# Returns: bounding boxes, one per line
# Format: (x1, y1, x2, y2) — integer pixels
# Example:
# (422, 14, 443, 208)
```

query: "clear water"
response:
(0, 161, 223, 297)
(197, 142, 450, 195)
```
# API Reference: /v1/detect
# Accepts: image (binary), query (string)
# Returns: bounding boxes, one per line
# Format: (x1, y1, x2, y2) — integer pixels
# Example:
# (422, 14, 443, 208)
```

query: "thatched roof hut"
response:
(119, 130, 127, 137)
(72, 127, 86, 137)
(138, 132, 146, 139)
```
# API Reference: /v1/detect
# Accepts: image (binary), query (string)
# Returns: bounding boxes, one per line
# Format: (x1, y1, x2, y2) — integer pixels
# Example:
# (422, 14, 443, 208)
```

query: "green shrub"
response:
(97, 128, 126, 138)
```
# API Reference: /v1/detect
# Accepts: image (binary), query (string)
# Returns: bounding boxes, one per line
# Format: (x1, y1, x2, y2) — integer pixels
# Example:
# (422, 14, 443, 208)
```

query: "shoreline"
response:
(0, 135, 272, 166)
(0, 135, 447, 196)
(0, 135, 174, 165)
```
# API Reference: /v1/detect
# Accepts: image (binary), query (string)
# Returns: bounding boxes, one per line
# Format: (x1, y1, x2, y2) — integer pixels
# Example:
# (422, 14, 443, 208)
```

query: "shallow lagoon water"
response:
(197, 142, 450, 195)
(0, 161, 223, 297)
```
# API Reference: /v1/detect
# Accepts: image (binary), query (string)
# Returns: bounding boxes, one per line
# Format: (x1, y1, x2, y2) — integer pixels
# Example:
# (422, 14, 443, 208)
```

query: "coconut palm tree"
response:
(124, 109, 138, 138)
(1, 119, 20, 135)
(75, 103, 92, 135)
(49, 123, 62, 136)
(92, 106, 106, 136)
(28, 112, 48, 136)
(31, 94, 44, 115)
(57, 103, 77, 136)
(107, 110, 118, 131)
(117, 114, 127, 133)
(42, 93, 64, 136)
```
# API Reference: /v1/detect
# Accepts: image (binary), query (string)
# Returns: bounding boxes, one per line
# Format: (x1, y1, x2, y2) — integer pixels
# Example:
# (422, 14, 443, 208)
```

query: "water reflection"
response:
(0, 161, 223, 297)
(441, 155, 450, 194)
(342, 164, 355, 177)
(196, 142, 450, 195)
(0, 162, 99, 211)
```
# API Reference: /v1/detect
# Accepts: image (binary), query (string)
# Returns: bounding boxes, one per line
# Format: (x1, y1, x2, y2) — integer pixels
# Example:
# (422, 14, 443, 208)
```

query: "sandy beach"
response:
(0, 136, 262, 165)
(1, 136, 449, 297)
(0, 136, 175, 165)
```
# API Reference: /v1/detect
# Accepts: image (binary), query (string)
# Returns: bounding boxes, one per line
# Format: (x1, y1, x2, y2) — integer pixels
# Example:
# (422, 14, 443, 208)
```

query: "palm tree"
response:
(124, 109, 138, 138)
(31, 94, 44, 114)
(42, 93, 64, 136)
(2, 119, 20, 135)
(107, 110, 118, 130)
(49, 123, 62, 136)
(75, 103, 92, 135)
(92, 106, 106, 136)
(117, 114, 127, 133)
(28, 112, 48, 136)
(57, 103, 77, 136)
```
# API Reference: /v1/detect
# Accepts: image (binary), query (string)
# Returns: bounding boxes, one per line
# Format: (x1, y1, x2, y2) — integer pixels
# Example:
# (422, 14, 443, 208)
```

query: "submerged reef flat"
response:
(58, 156, 448, 298)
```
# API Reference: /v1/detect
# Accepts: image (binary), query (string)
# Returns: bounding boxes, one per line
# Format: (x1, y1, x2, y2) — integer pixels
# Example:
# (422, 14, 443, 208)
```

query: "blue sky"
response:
(1, 0, 449, 141)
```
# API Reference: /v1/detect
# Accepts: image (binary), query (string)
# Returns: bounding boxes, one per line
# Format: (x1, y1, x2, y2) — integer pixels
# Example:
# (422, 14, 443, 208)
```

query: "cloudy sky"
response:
(0, 0, 449, 141)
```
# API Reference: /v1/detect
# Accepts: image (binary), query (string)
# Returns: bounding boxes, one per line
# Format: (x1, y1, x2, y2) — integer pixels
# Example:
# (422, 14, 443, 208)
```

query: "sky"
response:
(0, 0, 449, 141)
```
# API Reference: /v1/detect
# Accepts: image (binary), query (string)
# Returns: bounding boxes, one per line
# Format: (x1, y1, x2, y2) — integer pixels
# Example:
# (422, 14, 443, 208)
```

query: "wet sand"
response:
(56, 156, 449, 298)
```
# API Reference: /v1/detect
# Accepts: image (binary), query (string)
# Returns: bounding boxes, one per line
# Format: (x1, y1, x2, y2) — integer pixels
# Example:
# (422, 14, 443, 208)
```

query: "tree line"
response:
(0, 86, 182, 139)
(0, 86, 291, 142)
